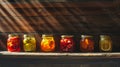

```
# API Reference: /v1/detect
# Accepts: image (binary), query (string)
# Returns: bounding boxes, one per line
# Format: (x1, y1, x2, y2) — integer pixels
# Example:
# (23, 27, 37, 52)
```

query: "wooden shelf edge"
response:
(0, 51, 120, 58)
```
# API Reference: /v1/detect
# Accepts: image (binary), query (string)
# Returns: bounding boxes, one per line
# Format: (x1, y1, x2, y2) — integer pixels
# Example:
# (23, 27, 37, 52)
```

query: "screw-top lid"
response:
(23, 34, 34, 38)
(8, 34, 18, 37)
(61, 35, 74, 38)
(81, 35, 93, 38)
(100, 35, 111, 39)
(42, 34, 53, 38)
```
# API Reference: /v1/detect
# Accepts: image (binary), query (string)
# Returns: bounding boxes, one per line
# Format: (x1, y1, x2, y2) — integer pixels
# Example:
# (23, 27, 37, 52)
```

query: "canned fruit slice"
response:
(7, 44, 20, 52)
(7, 36, 20, 52)
(100, 40, 112, 51)
(41, 40, 55, 52)
(80, 42, 88, 49)
(23, 37, 36, 44)
(24, 43, 36, 51)
(80, 39, 94, 52)
(60, 38, 74, 52)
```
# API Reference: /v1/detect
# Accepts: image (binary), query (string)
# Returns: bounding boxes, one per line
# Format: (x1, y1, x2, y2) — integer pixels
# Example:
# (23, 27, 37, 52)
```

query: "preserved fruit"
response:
(80, 35, 94, 52)
(23, 34, 36, 52)
(7, 34, 20, 52)
(40, 34, 55, 52)
(99, 35, 112, 52)
(60, 35, 74, 52)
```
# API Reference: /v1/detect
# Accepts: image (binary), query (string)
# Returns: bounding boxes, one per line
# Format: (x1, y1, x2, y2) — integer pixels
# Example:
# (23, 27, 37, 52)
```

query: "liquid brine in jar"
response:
(99, 35, 112, 52)
(23, 34, 36, 52)
(7, 34, 21, 52)
(80, 35, 94, 52)
(40, 34, 55, 52)
(60, 35, 74, 52)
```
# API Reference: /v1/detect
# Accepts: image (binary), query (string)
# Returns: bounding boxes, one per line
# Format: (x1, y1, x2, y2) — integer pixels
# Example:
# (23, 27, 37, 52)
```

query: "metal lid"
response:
(61, 35, 74, 38)
(100, 35, 110, 38)
(8, 34, 18, 37)
(23, 34, 34, 38)
(42, 34, 53, 38)
(81, 35, 93, 38)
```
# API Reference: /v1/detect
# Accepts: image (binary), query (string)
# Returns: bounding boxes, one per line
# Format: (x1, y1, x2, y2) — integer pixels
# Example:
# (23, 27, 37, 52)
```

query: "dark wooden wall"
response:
(0, 0, 120, 51)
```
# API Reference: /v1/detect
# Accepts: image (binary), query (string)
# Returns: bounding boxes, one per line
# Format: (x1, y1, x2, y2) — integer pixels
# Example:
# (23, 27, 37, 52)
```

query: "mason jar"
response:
(80, 35, 94, 52)
(23, 34, 36, 52)
(40, 34, 55, 52)
(99, 35, 112, 52)
(60, 35, 74, 52)
(7, 34, 21, 52)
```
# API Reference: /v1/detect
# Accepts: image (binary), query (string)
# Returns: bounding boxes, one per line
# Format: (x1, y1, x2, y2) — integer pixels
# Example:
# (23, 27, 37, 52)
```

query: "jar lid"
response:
(100, 35, 110, 38)
(8, 34, 18, 37)
(23, 34, 34, 38)
(42, 34, 53, 37)
(61, 35, 74, 38)
(81, 35, 93, 38)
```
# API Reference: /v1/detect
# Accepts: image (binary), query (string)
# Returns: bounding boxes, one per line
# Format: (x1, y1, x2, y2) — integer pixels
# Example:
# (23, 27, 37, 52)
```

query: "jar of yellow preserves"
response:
(23, 34, 36, 52)
(40, 34, 55, 52)
(99, 35, 112, 52)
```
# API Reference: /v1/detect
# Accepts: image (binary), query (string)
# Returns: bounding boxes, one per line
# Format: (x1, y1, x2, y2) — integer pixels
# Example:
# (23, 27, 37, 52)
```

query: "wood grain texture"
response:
(0, 52, 120, 67)
(0, 1, 120, 33)
(0, 1, 120, 51)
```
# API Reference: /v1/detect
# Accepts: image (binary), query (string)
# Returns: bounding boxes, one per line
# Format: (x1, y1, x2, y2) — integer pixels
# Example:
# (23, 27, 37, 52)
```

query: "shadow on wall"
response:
(0, 33, 7, 51)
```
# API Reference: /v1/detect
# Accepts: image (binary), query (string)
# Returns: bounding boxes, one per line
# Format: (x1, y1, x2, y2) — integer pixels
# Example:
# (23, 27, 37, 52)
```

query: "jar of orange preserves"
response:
(40, 34, 55, 52)
(80, 35, 94, 52)
(7, 34, 21, 52)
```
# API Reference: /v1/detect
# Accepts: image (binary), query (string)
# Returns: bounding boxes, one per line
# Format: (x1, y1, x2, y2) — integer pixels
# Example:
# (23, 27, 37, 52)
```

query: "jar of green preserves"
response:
(23, 34, 36, 52)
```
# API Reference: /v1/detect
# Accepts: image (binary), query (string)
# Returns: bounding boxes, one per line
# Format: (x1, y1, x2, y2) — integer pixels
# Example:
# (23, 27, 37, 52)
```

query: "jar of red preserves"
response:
(80, 35, 94, 52)
(60, 35, 74, 52)
(40, 34, 55, 52)
(7, 34, 21, 52)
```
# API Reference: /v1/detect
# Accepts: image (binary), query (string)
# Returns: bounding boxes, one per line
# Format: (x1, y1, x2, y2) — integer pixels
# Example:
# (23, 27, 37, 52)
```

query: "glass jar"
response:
(80, 35, 94, 52)
(60, 35, 74, 52)
(99, 35, 112, 52)
(40, 34, 55, 52)
(23, 34, 36, 52)
(7, 34, 21, 52)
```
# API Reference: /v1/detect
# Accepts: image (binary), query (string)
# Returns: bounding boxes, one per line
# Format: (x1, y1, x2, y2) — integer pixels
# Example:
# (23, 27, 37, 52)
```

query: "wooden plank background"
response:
(0, 1, 120, 67)
(0, 0, 120, 51)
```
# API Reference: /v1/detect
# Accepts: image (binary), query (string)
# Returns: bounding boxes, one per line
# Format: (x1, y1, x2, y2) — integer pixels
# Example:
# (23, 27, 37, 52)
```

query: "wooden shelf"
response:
(0, 51, 120, 58)
(0, 52, 120, 67)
